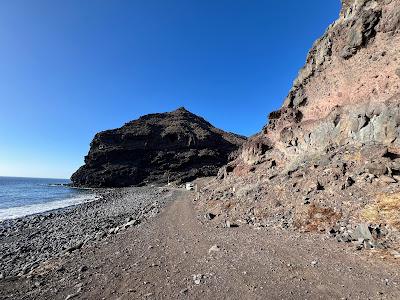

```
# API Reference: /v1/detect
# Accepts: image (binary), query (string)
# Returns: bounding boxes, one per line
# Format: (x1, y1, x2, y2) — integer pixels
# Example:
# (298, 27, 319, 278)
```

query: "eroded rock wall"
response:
(233, 0, 400, 171)
(71, 108, 246, 187)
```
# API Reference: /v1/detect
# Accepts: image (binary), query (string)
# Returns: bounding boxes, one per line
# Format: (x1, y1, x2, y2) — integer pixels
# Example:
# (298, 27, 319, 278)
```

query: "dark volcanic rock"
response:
(71, 107, 246, 187)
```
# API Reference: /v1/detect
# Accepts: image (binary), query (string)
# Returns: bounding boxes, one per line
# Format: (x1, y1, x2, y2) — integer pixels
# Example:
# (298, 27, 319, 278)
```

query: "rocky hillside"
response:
(71, 107, 246, 187)
(241, 0, 400, 168)
(197, 0, 400, 255)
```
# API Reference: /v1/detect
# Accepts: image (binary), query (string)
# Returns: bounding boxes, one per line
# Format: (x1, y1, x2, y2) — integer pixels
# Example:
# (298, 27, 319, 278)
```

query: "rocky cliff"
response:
(209, 0, 400, 174)
(71, 107, 246, 187)
(197, 0, 400, 254)
(241, 0, 400, 169)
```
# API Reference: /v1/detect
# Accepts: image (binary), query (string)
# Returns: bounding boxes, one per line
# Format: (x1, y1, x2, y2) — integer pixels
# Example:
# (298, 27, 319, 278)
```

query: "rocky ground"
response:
(199, 144, 400, 258)
(1, 188, 400, 299)
(0, 186, 177, 279)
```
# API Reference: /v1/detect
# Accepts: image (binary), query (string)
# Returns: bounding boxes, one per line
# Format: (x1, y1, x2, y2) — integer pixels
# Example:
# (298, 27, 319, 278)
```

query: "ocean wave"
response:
(0, 194, 98, 221)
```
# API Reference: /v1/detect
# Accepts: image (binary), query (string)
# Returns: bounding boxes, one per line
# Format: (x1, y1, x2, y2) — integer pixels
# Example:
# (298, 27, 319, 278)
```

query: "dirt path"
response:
(2, 190, 400, 299)
(78, 191, 400, 299)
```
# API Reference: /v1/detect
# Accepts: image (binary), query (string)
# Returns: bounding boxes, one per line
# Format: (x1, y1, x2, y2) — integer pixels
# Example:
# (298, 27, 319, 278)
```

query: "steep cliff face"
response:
(237, 0, 400, 170)
(197, 0, 400, 252)
(71, 108, 246, 187)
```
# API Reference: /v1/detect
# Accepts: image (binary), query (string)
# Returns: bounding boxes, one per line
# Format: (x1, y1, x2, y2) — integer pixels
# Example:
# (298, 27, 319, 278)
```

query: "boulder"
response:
(365, 163, 387, 176)
(351, 223, 373, 241)
(379, 175, 397, 184)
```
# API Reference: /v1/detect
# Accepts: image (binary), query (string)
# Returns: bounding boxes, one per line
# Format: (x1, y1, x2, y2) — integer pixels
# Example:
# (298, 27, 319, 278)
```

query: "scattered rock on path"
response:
(311, 261, 318, 267)
(208, 245, 221, 254)
(108, 227, 120, 234)
(65, 292, 79, 300)
(303, 197, 311, 205)
(342, 177, 355, 189)
(65, 241, 84, 253)
(192, 274, 203, 285)
(123, 219, 140, 228)
(205, 213, 216, 220)
(225, 221, 238, 228)
(79, 265, 88, 273)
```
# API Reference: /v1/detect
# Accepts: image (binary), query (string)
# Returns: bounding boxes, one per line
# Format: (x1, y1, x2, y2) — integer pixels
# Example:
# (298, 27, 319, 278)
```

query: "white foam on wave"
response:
(0, 194, 98, 221)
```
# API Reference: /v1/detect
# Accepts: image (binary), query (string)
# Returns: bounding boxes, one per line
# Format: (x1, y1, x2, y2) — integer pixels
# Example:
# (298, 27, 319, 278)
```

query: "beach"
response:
(0, 186, 179, 280)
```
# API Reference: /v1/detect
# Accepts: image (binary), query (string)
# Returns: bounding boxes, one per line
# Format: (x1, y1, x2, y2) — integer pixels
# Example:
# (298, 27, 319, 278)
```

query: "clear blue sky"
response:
(0, 0, 340, 179)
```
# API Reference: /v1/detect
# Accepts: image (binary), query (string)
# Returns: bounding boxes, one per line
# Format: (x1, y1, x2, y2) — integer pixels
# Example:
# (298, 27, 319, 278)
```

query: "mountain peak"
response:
(173, 106, 190, 114)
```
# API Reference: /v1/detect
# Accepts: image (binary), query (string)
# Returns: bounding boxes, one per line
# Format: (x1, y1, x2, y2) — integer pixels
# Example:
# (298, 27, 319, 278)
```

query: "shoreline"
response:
(0, 186, 180, 279)
(0, 179, 104, 223)
(0, 183, 172, 223)
(0, 193, 101, 223)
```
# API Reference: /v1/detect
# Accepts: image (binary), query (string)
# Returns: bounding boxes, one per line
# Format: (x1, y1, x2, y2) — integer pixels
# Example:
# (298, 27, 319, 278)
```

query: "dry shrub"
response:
(253, 205, 270, 219)
(362, 193, 400, 228)
(223, 201, 233, 209)
(295, 204, 341, 232)
(205, 199, 222, 210)
(343, 150, 363, 162)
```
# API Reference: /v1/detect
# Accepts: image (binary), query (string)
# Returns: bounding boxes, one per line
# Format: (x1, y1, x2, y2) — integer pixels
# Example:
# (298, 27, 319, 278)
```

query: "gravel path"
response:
(1, 189, 400, 299)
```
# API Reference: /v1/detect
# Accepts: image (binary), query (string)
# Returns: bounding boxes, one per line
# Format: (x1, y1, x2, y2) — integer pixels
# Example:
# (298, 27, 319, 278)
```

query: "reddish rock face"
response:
(285, 0, 398, 117)
(234, 0, 400, 170)
(71, 107, 246, 187)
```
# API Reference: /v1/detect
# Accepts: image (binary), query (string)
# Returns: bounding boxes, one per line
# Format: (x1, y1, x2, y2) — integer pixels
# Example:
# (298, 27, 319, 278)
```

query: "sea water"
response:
(0, 176, 97, 221)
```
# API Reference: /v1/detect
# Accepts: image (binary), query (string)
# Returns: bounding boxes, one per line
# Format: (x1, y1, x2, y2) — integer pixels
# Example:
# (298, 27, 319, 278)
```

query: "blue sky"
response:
(0, 0, 340, 179)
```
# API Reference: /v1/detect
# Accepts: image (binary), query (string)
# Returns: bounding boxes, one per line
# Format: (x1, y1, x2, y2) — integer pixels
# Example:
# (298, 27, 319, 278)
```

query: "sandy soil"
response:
(1, 188, 400, 299)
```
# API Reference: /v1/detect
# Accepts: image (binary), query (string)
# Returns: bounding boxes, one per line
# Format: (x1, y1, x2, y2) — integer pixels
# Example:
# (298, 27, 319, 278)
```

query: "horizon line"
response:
(0, 175, 70, 180)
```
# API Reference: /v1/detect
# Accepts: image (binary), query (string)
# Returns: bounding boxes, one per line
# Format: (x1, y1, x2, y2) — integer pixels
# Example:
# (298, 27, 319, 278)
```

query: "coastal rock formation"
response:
(198, 0, 400, 252)
(219, 0, 400, 175)
(263, 0, 400, 163)
(71, 107, 245, 187)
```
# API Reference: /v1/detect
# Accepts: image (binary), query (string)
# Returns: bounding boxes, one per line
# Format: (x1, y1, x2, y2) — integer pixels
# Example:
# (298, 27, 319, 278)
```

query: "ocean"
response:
(0, 176, 97, 221)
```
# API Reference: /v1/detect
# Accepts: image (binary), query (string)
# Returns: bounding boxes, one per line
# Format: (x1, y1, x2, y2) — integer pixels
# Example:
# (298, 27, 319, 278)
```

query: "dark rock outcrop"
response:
(71, 107, 246, 187)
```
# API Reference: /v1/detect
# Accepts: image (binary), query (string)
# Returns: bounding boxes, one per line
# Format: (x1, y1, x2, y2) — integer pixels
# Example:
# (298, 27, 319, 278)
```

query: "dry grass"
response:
(362, 193, 400, 228)
(294, 204, 341, 232)
(223, 201, 233, 210)
(343, 150, 363, 162)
